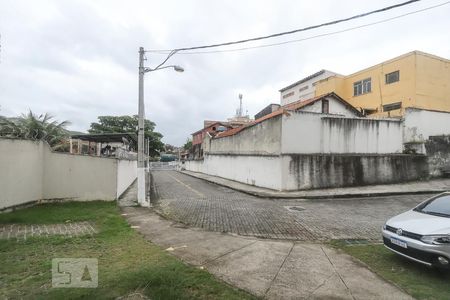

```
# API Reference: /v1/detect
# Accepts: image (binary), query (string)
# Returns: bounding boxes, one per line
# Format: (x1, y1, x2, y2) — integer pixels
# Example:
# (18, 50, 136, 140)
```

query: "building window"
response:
(385, 70, 399, 84)
(282, 91, 294, 99)
(299, 86, 309, 92)
(353, 78, 371, 96)
(322, 100, 329, 114)
(383, 102, 402, 112)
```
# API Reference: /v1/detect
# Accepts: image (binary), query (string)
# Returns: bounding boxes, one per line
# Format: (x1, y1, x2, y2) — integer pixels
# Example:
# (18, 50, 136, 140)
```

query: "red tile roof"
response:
(214, 92, 360, 139)
(214, 126, 245, 138)
(191, 121, 231, 135)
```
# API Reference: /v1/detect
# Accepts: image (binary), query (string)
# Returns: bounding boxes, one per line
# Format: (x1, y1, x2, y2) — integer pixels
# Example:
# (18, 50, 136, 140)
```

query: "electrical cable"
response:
(148, 1, 449, 55)
(146, 0, 423, 54)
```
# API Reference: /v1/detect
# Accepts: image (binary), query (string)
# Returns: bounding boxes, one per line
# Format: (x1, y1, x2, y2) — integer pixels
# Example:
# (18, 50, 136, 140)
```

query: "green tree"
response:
(183, 138, 192, 151)
(88, 115, 163, 156)
(0, 111, 70, 148)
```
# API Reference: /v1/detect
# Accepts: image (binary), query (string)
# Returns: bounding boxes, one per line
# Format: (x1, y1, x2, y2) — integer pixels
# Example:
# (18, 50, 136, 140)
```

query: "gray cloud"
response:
(1, 0, 449, 145)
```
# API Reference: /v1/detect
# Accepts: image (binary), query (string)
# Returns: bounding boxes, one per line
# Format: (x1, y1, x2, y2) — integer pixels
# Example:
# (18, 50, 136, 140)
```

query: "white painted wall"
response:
(184, 110, 408, 191)
(43, 150, 118, 201)
(185, 160, 205, 173)
(117, 159, 137, 198)
(403, 108, 450, 143)
(0, 139, 44, 209)
(280, 70, 337, 106)
(209, 116, 282, 155)
(186, 155, 282, 190)
(281, 112, 403, 154)
(0, 139, 137, 210)
(298, 96, 358, 117)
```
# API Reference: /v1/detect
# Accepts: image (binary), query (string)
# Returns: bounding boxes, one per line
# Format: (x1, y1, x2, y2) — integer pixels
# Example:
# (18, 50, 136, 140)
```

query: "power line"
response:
(149, 1, 449, 55)
(146, 0, 422, 54)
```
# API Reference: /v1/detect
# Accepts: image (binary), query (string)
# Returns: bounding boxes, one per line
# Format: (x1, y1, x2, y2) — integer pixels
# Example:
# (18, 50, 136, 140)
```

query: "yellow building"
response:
(314, 51, 450, 117)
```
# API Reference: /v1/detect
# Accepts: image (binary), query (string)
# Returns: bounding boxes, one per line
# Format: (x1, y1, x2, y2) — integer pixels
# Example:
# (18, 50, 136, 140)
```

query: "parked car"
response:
(382, 192, 450, 269)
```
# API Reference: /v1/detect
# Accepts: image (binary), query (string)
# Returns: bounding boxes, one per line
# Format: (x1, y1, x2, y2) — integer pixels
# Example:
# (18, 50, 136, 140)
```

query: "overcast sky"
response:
(0, 0, 449, 145)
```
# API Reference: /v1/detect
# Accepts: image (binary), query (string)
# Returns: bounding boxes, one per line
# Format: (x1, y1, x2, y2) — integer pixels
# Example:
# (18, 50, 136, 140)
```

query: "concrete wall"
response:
(185, 153, 428, 191)
(185, 110, 431, 191)
(403, 108, 450, 143)
(209, 115, 282, 155)
(282, 154, 429, 190)
(281, 112, 403, 154)
(186, 154, 282, 190)
(0, 139, 45, 209)
(425, 135, 450, 177)
(117, 159, 137, 198)
(43, 150, 118, 201)
(184, 159, 205, 173)
(0, 139, 137, 210)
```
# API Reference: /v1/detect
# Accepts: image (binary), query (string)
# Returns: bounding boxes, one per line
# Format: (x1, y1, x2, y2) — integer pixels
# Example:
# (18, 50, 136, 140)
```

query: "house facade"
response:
(282, 92, 362, 117)
(191, 121, 233, 159)
(314, 51, 450, 117)
(186, 93, 427, 191)
(279, 69, 338, 106)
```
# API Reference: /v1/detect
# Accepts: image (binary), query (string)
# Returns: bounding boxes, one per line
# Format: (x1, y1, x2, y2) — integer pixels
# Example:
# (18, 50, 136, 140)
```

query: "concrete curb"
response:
(179, 170, 448, 199)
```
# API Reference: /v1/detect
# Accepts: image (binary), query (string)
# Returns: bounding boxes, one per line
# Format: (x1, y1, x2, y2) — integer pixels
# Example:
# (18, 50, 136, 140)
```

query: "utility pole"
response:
(147, 138, 150, 171)
(136, 46, 184, 207)
(238, 94, 243, 117)
(137, 47, 148, 207)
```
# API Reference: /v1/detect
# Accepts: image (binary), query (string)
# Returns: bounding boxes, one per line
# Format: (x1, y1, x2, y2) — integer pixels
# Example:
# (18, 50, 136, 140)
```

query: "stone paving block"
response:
(0, 222, 97, 240)
(150, 171, 430, 241)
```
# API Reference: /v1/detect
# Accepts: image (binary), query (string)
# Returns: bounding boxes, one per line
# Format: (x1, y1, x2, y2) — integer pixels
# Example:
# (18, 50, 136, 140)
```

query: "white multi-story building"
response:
(279, 69, 338, 106)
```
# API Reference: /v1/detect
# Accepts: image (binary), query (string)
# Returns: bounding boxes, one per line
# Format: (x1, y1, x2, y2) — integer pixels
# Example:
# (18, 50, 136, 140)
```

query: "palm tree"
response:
(0, 111, 70, 148)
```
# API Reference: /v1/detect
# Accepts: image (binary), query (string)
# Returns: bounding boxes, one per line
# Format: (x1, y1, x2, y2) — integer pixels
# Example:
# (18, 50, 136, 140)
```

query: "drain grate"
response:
(285, 206, 306, 212)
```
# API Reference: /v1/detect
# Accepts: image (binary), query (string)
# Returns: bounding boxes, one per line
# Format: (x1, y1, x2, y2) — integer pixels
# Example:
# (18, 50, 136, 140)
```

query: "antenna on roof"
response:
(238, 94, 243, 117)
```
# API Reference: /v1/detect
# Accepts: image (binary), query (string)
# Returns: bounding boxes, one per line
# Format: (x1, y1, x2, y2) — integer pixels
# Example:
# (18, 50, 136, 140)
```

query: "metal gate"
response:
(148, 161, 179, 171)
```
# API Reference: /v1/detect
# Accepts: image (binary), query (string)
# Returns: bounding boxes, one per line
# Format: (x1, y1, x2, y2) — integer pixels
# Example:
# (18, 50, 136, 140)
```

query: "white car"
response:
(382, 192, 450, 269)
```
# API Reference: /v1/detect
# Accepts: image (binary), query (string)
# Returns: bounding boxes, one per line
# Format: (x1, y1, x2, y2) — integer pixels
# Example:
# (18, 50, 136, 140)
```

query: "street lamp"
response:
(137, 47, 183, 207)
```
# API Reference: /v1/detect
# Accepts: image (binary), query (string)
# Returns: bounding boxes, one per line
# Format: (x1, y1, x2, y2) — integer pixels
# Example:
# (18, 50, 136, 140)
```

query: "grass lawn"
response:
(0, 201, 255, 300)
(331, 241, 450, 300)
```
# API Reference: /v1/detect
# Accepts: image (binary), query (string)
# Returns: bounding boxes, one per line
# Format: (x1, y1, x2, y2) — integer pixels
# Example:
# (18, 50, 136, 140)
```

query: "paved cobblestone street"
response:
(153, 170, 436, 241)
(0, 221, 97, 240)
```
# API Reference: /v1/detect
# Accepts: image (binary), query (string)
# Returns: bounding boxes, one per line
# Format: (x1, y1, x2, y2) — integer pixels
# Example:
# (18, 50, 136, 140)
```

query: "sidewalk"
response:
(122, 206, 411, 299)
(181, 170, 450, 199)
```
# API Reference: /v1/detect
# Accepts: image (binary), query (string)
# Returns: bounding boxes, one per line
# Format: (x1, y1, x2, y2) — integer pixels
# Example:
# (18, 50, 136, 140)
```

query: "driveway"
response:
(119, 171, 418, 299)
(152, 170, 433, 241)
(123, 206, 411, 299)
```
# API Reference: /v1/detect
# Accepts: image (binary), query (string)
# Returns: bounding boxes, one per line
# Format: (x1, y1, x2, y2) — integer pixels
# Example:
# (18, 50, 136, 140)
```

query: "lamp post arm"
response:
(144, 65, 182, 73)
(151, 49, 178, 71)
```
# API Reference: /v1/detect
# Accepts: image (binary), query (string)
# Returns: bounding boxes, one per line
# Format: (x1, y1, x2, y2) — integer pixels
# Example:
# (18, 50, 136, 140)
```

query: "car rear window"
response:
(416, 194, 450, 217)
